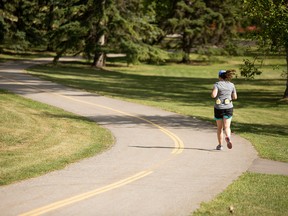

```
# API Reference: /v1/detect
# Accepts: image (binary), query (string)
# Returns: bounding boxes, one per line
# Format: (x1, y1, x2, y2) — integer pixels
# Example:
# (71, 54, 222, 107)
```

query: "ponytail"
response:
(220, 70, 235, 81)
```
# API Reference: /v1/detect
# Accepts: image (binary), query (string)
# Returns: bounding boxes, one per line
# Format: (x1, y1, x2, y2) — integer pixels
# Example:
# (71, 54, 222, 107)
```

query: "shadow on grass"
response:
(28, 62, 286, 109)
(233, 121, 288, 137)
(29, 63, 214, 107)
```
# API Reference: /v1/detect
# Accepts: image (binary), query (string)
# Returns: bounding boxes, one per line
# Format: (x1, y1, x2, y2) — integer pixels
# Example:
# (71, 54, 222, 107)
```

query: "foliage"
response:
(240, 57, 263, 79)
(28, 54, 288, 161)
(0, 0, 166, 65)
(0, 0, 47, 50)
(162, 0, 242, 62)
(243, 0, 288, 52)
(105, 0, 166, 65)
(242, 0, 288, 97)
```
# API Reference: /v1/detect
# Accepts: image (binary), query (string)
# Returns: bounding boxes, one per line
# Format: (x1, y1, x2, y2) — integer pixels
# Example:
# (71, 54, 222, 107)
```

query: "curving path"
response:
(0, 59, 259, 216)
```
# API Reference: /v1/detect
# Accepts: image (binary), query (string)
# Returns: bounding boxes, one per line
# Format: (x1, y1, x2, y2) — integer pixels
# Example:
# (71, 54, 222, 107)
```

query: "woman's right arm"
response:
(211, 87, 218, 98)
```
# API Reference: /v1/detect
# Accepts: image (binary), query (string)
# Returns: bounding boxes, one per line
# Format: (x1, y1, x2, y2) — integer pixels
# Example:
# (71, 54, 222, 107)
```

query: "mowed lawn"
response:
(1, 53, 287, 215)
(28, 55, 288, 162)
(0, 90, 114, 185)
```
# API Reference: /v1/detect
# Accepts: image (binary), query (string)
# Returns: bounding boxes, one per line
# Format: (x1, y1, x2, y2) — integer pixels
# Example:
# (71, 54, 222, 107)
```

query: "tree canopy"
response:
(0, 0, 287, 98)
(242, 0, 288, 98)
(0, 0, 242, 65)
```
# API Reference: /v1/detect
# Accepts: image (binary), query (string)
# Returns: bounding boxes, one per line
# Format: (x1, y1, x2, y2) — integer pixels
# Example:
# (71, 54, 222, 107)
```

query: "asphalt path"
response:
(0, 59, 258, 216)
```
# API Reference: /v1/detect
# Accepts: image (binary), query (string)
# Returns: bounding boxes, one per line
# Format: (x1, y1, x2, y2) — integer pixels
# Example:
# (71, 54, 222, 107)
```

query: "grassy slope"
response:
(28, 56, 288, 162)
(26, 56, 288, 215)
(0, 90, 114, 185)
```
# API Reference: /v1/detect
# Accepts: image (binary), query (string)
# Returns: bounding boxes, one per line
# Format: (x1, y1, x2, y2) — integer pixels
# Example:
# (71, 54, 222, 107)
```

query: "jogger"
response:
(211, 70, 237, 150)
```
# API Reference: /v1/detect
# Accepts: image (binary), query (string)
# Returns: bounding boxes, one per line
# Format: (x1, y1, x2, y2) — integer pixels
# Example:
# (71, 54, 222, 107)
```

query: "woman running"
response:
(211, 70, 237, 150)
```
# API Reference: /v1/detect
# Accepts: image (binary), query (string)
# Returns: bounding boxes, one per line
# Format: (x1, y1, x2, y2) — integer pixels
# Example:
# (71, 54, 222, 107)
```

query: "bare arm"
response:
(211, 87, 218, 98)
(232, 92, 237, 100)
(232, 85, 237, 100)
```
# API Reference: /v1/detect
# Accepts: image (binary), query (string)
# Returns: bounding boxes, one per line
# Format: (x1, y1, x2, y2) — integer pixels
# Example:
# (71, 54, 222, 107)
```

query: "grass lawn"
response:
(0, 90, 114, 185)
(28, 55, 288, 162)
(1, 53, 287, 215)
(193, 173, 288, 216)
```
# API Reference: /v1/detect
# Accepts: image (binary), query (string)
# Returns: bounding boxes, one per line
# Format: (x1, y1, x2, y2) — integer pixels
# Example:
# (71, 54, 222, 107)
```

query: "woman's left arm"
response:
(232, 85, 237, 100)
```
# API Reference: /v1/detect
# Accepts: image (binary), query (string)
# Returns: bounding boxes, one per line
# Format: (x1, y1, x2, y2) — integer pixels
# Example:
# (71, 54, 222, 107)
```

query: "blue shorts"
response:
(214, 108, 233, 120)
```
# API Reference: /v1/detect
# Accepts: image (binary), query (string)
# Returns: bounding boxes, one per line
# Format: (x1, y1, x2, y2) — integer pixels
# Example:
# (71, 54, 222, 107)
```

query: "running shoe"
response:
(216, 145, 223, 150)
(225, 137, 232, 149)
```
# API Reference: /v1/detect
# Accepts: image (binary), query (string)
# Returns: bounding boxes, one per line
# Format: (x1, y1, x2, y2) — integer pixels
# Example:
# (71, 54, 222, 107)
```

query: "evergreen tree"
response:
(167, 0, 223, 62)
(83, 0, 166, 67)
(204, 0, 242, 50)
(0, 0, 47, 51)
(46, 0, 87, 63)
(46, 0, 166, 66)
(147, 0, 242, 62)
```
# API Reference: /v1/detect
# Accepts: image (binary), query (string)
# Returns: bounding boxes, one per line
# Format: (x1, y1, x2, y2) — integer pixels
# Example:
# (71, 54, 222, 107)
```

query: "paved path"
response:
(0, 59, 285, 216)
(248, 158, 288, 176)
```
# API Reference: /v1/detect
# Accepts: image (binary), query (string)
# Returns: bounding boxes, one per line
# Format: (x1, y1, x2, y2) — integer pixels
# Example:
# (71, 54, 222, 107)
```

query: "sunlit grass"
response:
(3, 53, 287, 215)
(0, 90, 114, 185)
(28, 54, 288, 161)
(193, 173, 288, 216)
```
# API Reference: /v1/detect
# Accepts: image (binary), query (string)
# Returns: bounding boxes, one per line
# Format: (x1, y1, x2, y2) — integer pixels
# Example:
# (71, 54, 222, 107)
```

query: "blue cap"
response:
(218, 70, 226, 76)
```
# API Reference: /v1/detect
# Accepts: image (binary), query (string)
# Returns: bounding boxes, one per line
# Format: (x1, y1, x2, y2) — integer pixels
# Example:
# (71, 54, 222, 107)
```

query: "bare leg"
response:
(223, 117, 233, 149)
(216, 120, 224, 145)
(223, 117, 232, 138)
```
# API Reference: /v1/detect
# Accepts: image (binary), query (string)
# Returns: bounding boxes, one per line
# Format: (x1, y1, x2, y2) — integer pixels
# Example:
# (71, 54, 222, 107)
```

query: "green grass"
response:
(0, 90, 114, 185)
(28, 55, 288, 162)
(0, 50, 54, 63)
(3, 54, 287, 215)
(193, 173, 288, 216)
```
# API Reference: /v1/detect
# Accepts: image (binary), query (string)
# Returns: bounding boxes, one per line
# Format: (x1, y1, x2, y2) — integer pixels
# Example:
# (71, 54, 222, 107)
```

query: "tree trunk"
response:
(93, 52, 106, 67)
(182, 32, 190, 63)
(284, 46, 288, 98)
(92, 34, 106, 67)
(53, 49, 65, 64)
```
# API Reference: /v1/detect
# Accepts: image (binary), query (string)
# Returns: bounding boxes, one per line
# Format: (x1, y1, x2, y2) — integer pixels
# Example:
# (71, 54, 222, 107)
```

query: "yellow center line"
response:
(19, 170, 153, 216)
(57, 93, 184, 155)
(1, 70, 185, 215)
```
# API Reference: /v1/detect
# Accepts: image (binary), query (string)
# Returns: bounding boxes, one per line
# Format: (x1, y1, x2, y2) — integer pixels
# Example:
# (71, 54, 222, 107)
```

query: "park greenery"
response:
(0, 0, 288, 97)
(0, 53, 287, 215)
(0, 89, 114, 185)
(0, 0, 288, 215)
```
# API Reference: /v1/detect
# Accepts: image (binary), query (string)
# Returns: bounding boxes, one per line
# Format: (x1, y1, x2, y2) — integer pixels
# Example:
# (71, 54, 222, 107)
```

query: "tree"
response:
(204, 0, 243, 51)
(242, 0, 288, 98)
(47, 0, 87, 63)
(143, 0, 179, 43)
(82, 0, 167, 67)
(0, 0, 47, 51)
(167, 0, 224, 62)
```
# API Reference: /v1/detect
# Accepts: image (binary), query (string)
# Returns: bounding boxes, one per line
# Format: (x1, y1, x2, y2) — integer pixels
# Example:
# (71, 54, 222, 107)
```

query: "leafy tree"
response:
(110, 0, 167, 65)
(46, 0, 87, 63)
(45, 0, 166, 67)
(151, 0, 241, 63)
(204, 0, 243, 53)
(166, 0, 224, 62)
(143, 0, 179, 43)
(0, 0, 47, 51)
(242, 0, 288, 98)
(83, 0, 166, 67)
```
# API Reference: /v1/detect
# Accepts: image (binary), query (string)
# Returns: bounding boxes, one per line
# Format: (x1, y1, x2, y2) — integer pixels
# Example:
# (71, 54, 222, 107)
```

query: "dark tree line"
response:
(0, 0, 287, 97)
(0, 0, 242, 65)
